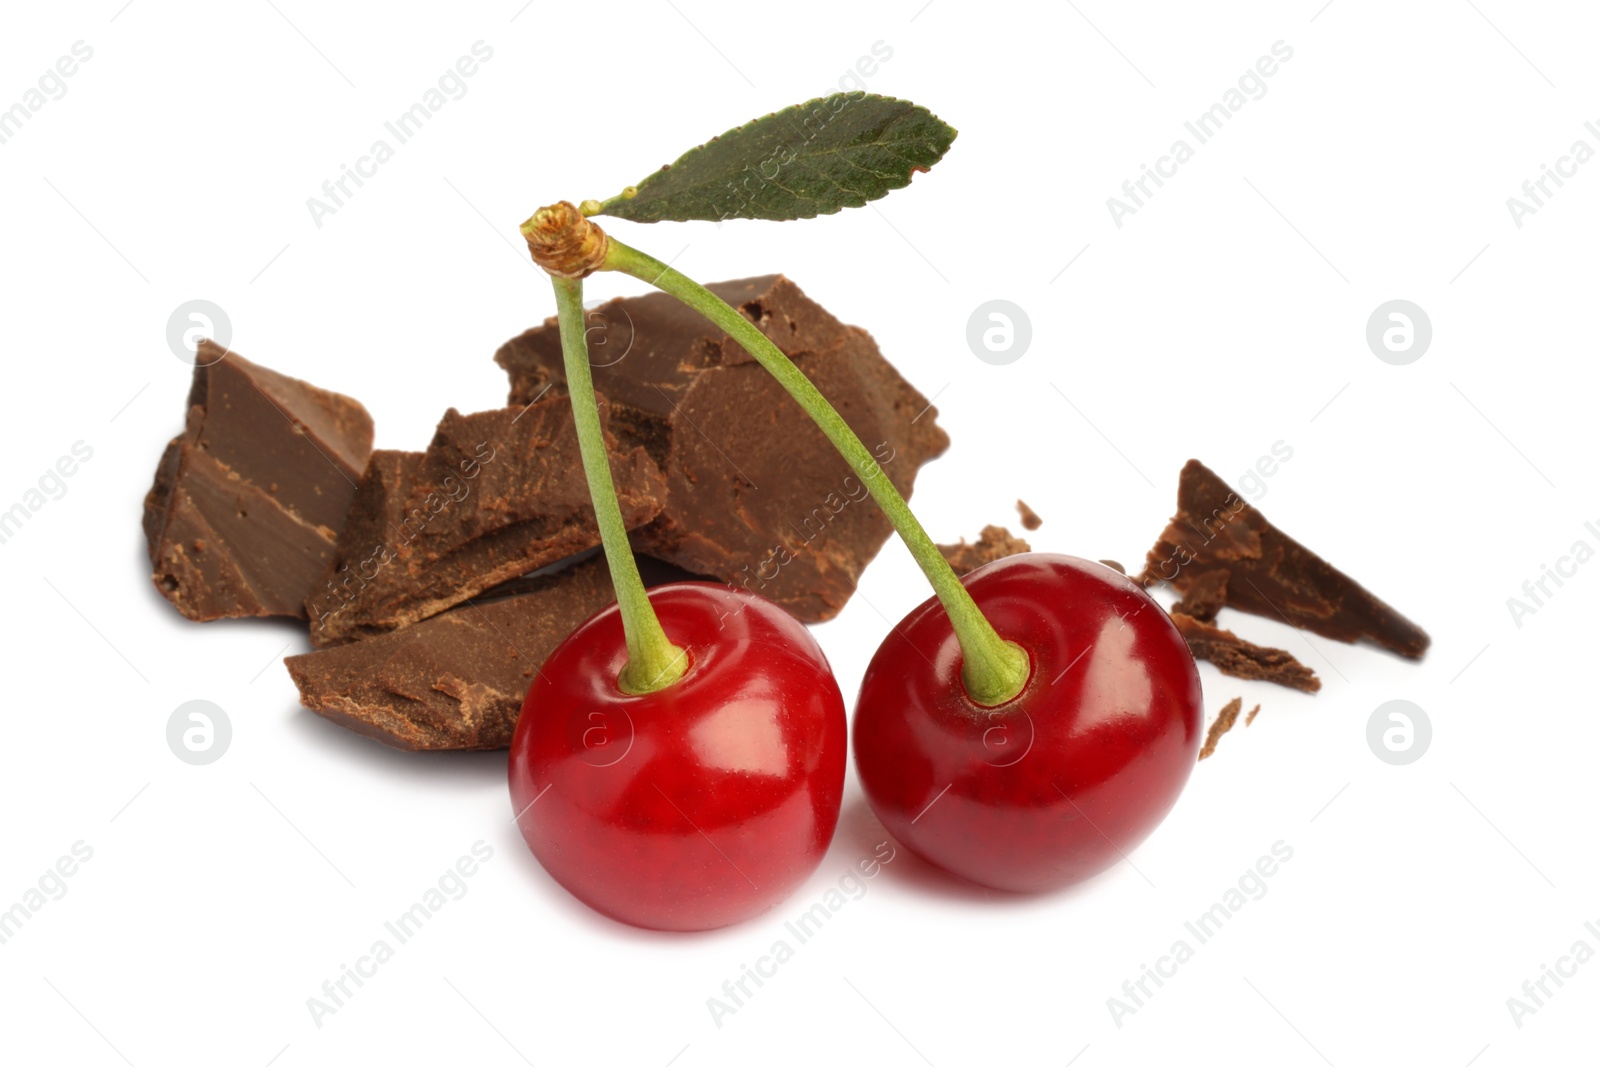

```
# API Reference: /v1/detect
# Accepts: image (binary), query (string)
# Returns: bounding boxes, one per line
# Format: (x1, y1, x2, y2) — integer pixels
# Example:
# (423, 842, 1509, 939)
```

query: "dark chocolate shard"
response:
(1170, 611, 1322, 693)
(1016, 499, 1042, 531)
(287, 557, 617, 751)
(1142, 459, 1430, 659)
(143, 342, 374, 620)
(496, 275, 950, 623)
(1198, 696, 1243, 760)
(1172, 568, 1229, 624)
(307, 394, 665, 647)
(938, 524, 1031, 576)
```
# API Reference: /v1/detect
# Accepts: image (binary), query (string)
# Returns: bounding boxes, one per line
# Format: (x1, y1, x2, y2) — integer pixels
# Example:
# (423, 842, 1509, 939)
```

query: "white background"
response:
(1, 1, 1596, 1064)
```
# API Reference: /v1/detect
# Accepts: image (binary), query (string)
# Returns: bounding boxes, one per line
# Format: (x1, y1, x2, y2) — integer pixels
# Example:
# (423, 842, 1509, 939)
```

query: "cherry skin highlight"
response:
(509, 582, 847, 931)
(852, 554, 1202, 893)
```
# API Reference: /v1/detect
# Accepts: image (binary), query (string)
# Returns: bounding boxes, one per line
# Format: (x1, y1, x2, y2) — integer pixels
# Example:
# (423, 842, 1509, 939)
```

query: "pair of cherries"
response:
(508, 551, 1203, 931)
(507, 187, 1203, 931)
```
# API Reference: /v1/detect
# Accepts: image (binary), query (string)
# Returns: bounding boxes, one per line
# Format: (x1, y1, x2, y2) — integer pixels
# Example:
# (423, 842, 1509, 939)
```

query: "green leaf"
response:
(595, 93, 956, 223)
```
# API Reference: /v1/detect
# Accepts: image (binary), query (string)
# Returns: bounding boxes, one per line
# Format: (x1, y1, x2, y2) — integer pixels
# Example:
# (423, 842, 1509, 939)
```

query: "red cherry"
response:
(509, 582, 847, 931)
(852, 554, 1202, 893)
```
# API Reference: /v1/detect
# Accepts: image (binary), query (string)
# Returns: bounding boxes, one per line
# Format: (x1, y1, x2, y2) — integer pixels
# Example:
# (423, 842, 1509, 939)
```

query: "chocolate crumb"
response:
(938, 524, 1031, 576)
(1198, 697, 1244, 760)
(1245, 704, 1261, 726)
(1098, 559, 1126, 575)
(1016, 499, 1042, 531)
(1170, 611, 1322, 693)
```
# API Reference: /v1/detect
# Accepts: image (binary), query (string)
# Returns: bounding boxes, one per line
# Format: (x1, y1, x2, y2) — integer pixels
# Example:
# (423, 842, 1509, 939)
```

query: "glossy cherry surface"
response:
(509, 582, 847, 931)
(853, 554, 1202, 893)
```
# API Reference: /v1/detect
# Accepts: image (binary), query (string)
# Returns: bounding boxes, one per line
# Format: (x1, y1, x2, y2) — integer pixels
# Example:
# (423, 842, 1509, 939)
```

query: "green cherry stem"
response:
(601, 236, 1030, 707)
(550, 273, 688, 694)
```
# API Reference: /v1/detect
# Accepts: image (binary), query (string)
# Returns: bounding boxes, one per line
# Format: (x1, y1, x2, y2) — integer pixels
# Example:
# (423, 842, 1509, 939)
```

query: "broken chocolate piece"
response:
(1098, 559, 1126, 575)
(1198, 697, 1243, 760)
(496, 275, 949, 623)
(1245, 704, 1260, 726)
(1172, 568, 1229, 624)
(1142, 459, 1430, 658)
(143, 342, 374, 620)
(307, 395, 665, 646)
(1016, 499, 1042, 531)
(1171, 612, 1321, 693)
(288, 557, 618, 750)
(938, 525, 1031, 576)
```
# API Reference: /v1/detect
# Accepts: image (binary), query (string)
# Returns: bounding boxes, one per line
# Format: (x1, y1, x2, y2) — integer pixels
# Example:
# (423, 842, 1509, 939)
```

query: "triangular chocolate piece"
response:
(143, 343, 374, 620)
(1143, 460, 1429, 659)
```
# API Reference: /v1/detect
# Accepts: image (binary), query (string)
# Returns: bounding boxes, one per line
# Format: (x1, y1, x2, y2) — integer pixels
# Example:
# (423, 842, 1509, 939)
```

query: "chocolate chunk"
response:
(1142, 459, 1429, 659)
(1245, 704, 1261, 726)
(143, 343, 373, 620)
(496, 275, 949, 623)
(1098, 559, 1126, 575)
(288, 557, 617, 750)
(938, 524, 1031, 576)
(1198, 697, 1243, 760)
(1172, 568, 1229, 623)
(1170, 611, 1322, 693)
(307, 394, 665, 646)
(1016, 499, 1042, 531)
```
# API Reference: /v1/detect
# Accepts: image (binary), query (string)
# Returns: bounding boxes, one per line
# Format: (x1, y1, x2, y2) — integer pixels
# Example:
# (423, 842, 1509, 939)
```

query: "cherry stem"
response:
(601, 237, 1029, 707)
(550, 273, 688, 695)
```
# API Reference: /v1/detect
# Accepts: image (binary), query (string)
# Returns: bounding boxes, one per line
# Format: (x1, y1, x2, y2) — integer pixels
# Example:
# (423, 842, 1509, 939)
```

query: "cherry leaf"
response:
(595, 94, 956, 223)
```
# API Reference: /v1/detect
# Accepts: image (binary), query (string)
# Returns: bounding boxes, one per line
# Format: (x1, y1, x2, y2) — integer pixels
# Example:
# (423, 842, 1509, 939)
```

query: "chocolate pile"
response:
(144, 278, 949, 749)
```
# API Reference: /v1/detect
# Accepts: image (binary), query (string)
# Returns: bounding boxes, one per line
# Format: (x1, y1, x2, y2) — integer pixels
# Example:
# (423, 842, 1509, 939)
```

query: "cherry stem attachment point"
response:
(600, 236, 1029, 707)
(550, 273, 687, 695)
